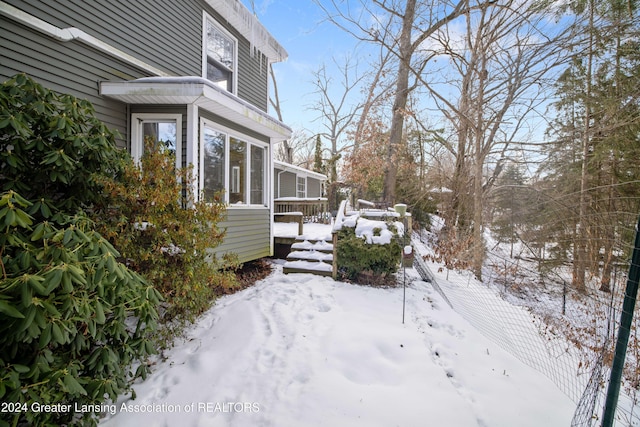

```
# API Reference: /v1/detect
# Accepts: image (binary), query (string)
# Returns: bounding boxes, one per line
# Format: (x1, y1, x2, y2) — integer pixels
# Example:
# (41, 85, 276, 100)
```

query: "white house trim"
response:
(131, 113, 183, 171)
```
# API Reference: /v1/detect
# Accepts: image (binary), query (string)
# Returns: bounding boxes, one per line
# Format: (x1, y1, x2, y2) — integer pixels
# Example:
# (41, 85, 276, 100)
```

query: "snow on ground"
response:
(101, 262, 574, 427)
(412, 230, 588, 402)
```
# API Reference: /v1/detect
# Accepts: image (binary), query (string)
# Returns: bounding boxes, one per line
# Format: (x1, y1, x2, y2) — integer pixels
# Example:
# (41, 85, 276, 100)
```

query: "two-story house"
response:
(0, 0, 292, 263)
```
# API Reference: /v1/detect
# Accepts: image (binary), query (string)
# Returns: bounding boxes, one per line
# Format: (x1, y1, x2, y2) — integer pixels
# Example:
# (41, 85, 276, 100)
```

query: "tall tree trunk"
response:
(472, 52, 488, 280)
(599, 6, 625, 292)
(575, 0, 595, 292)
(382, 0, 416, 206)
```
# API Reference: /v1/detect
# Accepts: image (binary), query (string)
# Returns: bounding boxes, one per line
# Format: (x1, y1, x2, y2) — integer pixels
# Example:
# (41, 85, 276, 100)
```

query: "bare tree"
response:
(416, 1, 572, 278)
(352, 44, 396, 156)
(273, 129, 316, 166)
(315, 0, 494, 205)
(308, 56, 366, 210)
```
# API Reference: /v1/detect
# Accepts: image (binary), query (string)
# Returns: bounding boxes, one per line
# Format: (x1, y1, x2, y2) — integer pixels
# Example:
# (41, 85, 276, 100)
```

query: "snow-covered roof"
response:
(206, 0, 287, 63)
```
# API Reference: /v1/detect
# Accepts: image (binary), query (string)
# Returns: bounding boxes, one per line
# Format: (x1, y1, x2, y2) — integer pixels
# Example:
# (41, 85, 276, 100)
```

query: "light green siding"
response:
(0, 16, 144, 147)
(0, 0, 271, 120)
(214, 208, 271, 263)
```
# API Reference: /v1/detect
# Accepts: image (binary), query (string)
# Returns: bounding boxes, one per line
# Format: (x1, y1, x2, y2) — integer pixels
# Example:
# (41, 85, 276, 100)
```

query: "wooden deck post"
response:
(332, 231, 338, 280)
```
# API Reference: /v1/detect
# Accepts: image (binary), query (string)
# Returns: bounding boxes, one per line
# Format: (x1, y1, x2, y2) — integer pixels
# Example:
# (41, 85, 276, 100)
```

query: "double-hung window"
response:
(297, 176, 306, 198)
(131, 113, 182, 170)
(201, 120, 267, 206)
(204, 15, 237, 94)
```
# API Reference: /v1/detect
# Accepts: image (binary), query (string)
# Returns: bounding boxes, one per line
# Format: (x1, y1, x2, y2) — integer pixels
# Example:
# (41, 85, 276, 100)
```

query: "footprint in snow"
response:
(186, 338, 201, 354)
(315, 301, 331, 313)
(153, 374, 178, 400)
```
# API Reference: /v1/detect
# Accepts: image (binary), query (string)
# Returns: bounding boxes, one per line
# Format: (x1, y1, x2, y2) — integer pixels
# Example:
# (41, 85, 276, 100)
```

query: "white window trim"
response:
(202, 12, 238, 96)
(199, 118, 269, 207)
(131, 113, 182, 171)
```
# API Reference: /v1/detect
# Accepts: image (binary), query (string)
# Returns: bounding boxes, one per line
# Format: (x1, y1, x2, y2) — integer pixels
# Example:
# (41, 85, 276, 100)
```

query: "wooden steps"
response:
(283, 238, 334, 277)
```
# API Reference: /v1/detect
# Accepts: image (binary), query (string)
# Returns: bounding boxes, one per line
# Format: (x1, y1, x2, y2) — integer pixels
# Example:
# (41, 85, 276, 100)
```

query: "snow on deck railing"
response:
(332, 199, 348, 233)
(357, 198, 375, 208)
(274, 198, 329, 224)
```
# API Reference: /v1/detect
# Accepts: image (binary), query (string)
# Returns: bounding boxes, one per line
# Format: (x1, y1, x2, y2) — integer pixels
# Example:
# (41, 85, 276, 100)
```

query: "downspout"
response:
(0, 1, 168, 77)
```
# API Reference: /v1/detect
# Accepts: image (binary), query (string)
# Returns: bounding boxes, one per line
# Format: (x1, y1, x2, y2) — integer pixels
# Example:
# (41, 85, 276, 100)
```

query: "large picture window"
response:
(201, 120, 267, 206)
(204, 15, 237, 93)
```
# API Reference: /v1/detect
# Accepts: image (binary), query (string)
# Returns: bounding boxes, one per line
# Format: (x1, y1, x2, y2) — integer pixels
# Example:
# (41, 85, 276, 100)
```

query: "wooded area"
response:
(275, 0, 640, 291)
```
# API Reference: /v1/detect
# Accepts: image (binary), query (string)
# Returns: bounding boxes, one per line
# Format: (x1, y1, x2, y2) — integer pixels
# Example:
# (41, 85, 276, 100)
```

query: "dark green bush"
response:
(0, 74, 160, 426)
(0, 73, 127, 212)
(0, 192, 160, 427)
(336, 222, 402, 284)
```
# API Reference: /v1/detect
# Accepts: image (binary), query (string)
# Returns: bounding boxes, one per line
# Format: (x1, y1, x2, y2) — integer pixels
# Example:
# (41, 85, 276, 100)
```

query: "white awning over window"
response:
(100, 77, 291, 141)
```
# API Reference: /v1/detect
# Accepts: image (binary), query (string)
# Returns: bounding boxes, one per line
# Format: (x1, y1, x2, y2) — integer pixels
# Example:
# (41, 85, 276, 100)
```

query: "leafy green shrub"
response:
(0, 73, 127, 212)
(94, 138, 239, 325)
(0, 74, 160, 426)
(336, 219, 402, 284)
(0, 192, 160, 427)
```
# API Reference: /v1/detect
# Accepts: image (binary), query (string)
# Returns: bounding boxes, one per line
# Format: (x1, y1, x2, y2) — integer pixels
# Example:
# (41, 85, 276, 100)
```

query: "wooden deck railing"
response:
(274, 198, 329, 223)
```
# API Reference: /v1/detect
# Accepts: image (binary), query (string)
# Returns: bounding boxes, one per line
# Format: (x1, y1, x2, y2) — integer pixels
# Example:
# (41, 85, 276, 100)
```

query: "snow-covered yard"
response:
(101, 261, 574, 427)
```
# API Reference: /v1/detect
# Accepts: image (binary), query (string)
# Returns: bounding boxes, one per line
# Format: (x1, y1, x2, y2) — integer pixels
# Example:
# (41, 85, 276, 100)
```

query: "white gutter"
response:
(0, 1, 169, 77)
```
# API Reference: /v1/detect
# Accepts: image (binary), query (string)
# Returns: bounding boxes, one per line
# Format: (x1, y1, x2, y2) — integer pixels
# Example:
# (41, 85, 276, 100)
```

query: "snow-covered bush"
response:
(336, 216, 403, 284)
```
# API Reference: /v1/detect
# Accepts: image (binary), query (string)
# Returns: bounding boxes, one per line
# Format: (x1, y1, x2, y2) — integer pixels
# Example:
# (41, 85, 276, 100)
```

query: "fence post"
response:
(332, 231, 338, 280)
(602, 214, 640, 427)
(562, 281, 566, 316)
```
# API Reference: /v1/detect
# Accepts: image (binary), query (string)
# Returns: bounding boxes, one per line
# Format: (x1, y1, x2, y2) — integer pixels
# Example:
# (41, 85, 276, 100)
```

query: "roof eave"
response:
(206, 0, 288, 63)
(274, 160, 328, 181)
(100, 78, 292, 141)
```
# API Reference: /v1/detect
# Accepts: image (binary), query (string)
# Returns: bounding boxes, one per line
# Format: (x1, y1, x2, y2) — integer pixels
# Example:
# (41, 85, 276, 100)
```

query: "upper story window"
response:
(204, 16, 237, 94)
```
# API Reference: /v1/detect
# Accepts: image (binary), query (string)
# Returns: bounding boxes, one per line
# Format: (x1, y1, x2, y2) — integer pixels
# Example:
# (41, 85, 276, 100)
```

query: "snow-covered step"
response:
(290, 240, 334, 253)
(283, 235, 336, 277)
(283, 260, 333, 277)
(287, 250, 333, 262)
